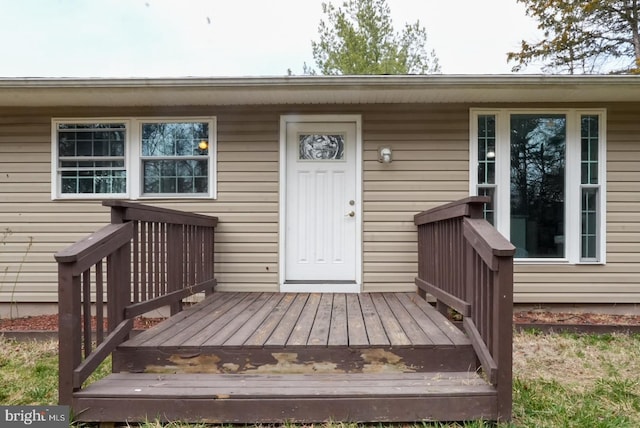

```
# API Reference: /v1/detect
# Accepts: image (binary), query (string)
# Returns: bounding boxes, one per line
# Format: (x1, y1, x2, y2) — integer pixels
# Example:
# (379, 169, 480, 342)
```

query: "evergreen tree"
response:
(306, 0, 440, 75)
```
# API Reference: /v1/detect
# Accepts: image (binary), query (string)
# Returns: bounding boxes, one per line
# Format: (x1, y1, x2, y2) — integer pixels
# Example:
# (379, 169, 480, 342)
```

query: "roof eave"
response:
(0, 75, 638, 107)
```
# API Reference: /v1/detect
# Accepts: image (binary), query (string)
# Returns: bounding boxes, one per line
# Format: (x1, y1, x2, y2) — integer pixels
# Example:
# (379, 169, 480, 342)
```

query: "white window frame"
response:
(52, 117, 217, 200)
(469, 108, 606, 265)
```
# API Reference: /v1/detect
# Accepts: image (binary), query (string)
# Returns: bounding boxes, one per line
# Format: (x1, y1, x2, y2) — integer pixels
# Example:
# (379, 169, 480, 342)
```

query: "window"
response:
(56, 122, 127, 195)
(580, 115, 601, 261)
(140, 121, 211, 195)
(52, 117, 216, 199)
(470, 109, 606, 263)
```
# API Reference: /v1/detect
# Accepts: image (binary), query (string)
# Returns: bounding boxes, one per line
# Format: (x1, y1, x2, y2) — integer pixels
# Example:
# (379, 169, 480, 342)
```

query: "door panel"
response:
(285, 121, 358, 284)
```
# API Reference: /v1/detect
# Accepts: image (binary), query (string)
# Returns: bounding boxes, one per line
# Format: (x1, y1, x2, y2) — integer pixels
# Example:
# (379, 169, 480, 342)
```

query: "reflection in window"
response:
(299, 134, 344, 160)
(141, 122, 209, 195)
(510, 115, 566, 258)
(57, 123, 127, 194)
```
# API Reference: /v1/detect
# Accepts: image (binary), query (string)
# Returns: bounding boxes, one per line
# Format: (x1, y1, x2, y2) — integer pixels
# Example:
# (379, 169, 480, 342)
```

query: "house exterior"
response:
(1, 75, 639, 316)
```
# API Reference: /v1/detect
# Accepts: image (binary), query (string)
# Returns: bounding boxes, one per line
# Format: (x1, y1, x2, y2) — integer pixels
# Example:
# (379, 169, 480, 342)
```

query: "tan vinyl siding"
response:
(362, 105, 469, 291)
(1, 103, 640, 304)
(0, 112, 97, 303)
(199, 110, 279, 291)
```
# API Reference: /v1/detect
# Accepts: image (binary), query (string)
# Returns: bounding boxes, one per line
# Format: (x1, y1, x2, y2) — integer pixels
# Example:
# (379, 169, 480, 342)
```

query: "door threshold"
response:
(280, 282, 361, 293)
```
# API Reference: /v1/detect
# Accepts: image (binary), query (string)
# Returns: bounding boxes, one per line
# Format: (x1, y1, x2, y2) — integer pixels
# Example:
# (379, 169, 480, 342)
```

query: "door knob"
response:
(346, 211, 355, 217)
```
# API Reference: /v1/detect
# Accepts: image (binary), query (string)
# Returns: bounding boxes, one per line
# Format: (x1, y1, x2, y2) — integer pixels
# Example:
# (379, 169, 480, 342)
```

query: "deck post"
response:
(107, 242, 131, 332)
(109, 204, 126, 224)
(494, 255, 514, 421)
(58, 263, 81, 405)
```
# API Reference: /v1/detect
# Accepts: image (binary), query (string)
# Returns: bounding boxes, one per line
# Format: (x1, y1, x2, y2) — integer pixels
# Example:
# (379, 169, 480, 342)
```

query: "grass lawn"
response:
(1, 331, 639, 427)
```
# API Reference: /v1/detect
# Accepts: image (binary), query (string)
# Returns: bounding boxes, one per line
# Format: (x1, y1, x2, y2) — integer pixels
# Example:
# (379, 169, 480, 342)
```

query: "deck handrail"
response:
(56, 201, 218, 406)
(414, 196, 515, 421)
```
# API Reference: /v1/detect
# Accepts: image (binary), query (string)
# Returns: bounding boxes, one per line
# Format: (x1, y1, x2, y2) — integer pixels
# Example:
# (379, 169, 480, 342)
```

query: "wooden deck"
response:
(73, 292, 495, 423)
(59, 199, 514, 424)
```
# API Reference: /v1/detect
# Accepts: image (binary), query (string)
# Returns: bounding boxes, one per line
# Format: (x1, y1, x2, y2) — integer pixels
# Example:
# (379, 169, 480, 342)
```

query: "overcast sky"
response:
(0, 0, 542, 78)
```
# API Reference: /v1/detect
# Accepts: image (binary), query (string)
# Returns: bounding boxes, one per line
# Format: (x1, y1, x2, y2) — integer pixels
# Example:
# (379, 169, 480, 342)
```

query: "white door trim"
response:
(279, 114, 363, 293)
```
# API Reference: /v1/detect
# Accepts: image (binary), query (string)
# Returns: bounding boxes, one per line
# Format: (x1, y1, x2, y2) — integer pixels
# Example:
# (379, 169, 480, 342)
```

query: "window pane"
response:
(144, 176, 160, 193)
(56, 123, 127, 195)
(61, 170, 126, 194)
(111, 139, 125, 156)
(58, 132, 76, 156)
(161, 160, 177, 176)
(142, 159, 208, 194)
(581, 188, 598, 259)
(77, 140, 93, 156)
(581, 115, 599, 184)
(141, 122, 210, 196)
(299, 134, 345, 160)
(142, 122, 209, 157)
(477, 186, 496, 225)
(477, 115, 496, 184)
(510, 114, 566, 258)
(161, 177, 177, 193)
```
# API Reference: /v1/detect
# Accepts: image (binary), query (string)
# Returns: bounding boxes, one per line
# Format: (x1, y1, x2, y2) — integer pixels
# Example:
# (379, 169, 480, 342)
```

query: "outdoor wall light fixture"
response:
(378, 147, 393, 163)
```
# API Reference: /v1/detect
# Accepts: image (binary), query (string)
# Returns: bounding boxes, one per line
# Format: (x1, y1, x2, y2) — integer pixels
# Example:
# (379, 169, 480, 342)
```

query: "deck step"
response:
(114, 343, 478, 374)
(73, 372, 498, 423)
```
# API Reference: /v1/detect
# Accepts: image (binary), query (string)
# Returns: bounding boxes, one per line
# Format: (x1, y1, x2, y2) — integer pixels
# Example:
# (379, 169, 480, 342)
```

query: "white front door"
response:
(280, 116, 361, 293)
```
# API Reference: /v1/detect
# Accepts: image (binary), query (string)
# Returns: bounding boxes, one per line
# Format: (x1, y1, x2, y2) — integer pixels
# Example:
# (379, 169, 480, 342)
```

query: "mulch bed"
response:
(512, 310, 640, 334)
(0, 314, 165, 331)
(1, 311, 640, 332)
(513, 310, 640, 326)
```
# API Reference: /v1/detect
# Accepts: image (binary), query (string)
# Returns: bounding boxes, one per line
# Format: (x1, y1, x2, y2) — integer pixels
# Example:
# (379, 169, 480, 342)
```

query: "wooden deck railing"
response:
(414, 196, 515, 421)
(55, 201, 218, 406)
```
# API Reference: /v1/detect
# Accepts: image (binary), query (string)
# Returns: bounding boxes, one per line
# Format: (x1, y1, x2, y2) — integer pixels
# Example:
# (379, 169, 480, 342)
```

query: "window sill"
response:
(136, 194, 216, 201)
(515, 258, 604, 266)
(53, 194, 216, 201)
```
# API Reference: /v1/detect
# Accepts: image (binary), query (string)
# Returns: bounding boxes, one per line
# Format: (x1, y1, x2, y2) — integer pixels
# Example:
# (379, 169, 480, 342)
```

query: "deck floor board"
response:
(328, 294, 348, 346)
(120, 292, 471, 350)
(371, 293, 411, 346)
(384, 293, 433, 346)
(184, 292, 261, 347)
(346, 293, 369, 347)
(308, 293, 333, 346)
(265, 294, 309, 347)
(403, 293, 470, 345)
(126, 292, 236, 347)
(203, 292, 271, 346)
(359, 293, 390, 346)
(163, 292, 249, 347)
(288, 293, 321, 346)
(222, 293, 284, 346)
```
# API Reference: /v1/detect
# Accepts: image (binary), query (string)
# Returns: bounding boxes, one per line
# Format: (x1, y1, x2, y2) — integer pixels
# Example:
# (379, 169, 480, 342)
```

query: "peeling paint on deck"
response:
(143, 348, 417, 374)
(361, 349, 416, 373)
